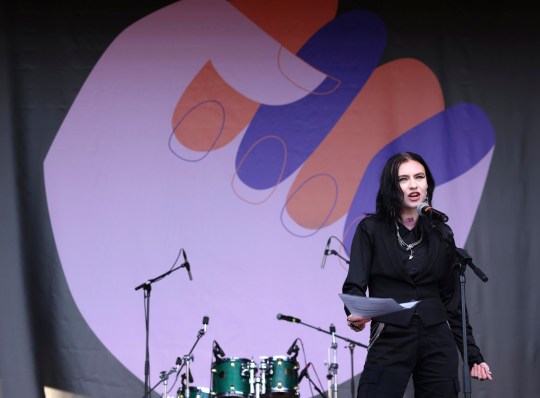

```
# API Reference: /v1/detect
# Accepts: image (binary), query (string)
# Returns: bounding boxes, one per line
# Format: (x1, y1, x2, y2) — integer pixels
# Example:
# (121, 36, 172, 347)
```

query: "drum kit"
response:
(177, 341, 301, 398)
(145, 315, 366, 398)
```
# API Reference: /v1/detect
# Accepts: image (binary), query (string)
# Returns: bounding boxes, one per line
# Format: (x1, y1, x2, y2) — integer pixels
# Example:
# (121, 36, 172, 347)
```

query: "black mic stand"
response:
(280, 316, 366, 398)
(134, 248, 192, 398)
(321, 237, 356, 398)
(430, 222, 488, 398)
(326, 249, 350, 265)
(323, 235, 351, 266)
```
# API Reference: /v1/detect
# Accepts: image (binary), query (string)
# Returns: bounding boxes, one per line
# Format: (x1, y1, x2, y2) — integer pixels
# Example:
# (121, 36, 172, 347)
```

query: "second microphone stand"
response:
(282, 316, 367, 398)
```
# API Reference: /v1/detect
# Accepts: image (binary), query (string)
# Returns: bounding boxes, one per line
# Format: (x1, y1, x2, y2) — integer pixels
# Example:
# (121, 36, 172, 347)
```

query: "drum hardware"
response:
(247, 359, 258, 396)
(183, 354, 195, 398)
(258, 357, 269, 396)
(159, 366, 180, 398)
(177, 356, 209, 398)
(140, 316, 209, 398)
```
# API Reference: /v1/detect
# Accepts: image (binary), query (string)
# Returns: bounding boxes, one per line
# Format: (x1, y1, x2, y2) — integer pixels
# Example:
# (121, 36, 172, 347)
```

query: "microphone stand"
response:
(326, 249, 350, 265)
(321, 237, 355, 398)
(134, 249, 192, 398)
(323, 235, 351, 266)
(280, 316, 366, 398)
(430, 222, 488, 398)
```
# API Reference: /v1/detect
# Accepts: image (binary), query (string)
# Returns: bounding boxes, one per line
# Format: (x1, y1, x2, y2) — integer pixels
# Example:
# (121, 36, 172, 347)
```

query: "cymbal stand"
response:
(159, 367, 178, 398)
(184, 354, 193, 398)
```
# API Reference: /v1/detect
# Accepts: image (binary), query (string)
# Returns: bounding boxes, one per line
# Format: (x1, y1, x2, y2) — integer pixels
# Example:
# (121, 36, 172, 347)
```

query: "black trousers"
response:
(358, 316, 460, 398)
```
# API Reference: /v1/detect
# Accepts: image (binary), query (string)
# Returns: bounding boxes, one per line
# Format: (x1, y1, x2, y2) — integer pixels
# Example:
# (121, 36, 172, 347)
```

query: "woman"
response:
(343, 152, 492, 397)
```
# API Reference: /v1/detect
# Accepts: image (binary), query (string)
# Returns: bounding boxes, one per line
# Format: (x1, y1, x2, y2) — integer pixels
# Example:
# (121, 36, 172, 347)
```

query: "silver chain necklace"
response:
(395, 221, 423, 260)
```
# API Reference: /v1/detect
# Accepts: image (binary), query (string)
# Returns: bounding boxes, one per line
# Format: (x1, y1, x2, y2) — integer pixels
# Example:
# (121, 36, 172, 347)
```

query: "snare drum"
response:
(263, 356, 299, 396)
(211, 357, 251, 397)
(178, 386, 211, 398)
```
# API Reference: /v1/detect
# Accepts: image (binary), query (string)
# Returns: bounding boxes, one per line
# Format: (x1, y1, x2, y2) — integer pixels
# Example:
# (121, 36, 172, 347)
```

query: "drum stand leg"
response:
(255, 377, 261, 398)
(259, 361, 267, 397)
(184, 355, 192, 398)
(248, 359, 258, 398)
(160, 371, 169, 398)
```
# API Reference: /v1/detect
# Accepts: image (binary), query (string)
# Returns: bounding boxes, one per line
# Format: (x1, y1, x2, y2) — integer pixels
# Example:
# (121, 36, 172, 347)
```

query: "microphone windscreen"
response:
(417, 202, 428, 215)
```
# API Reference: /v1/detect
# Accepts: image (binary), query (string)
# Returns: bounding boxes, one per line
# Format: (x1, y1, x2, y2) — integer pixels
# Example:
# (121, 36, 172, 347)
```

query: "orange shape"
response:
(172, 61, 259, 152)
(286, 58, 445, 229)
(230, 0, 338, 53)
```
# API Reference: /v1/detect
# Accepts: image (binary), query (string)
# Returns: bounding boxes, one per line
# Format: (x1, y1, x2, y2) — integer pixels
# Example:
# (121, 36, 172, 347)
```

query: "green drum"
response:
(264, 356, 299, 395)
(178, 386, 211, 398)
(211, 357, 251, 397)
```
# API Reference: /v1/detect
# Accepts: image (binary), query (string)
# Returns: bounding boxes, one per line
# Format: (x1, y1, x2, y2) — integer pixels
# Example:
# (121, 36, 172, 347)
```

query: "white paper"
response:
(339, 293, 420, 318)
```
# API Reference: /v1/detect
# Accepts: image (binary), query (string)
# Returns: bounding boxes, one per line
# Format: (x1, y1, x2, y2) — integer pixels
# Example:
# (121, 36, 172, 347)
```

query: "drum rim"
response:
(212, 357, 251, 363)
(180, 386, 211, 393)
(269, 355, 291, 360)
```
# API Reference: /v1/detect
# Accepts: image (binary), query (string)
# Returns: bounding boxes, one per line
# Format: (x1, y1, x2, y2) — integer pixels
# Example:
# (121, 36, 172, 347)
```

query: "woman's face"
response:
(398, 159, 428, 211)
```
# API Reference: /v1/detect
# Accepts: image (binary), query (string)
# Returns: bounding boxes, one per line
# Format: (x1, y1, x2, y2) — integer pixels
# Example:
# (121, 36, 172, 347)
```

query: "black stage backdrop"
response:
(1, 1, 539, 398)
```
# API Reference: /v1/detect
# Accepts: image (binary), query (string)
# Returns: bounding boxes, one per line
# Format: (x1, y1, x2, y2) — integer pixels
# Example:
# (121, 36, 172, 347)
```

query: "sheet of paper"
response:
(339, 293, 420, 318)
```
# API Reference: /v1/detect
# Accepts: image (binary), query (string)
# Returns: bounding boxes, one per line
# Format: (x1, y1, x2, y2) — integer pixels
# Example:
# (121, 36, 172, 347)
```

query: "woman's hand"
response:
(470, 362, 493, 381)
(346, 314, 371, 332)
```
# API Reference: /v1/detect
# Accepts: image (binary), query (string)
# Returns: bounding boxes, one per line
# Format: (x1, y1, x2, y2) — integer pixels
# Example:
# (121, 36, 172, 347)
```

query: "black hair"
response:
(373, 152, 435, 223)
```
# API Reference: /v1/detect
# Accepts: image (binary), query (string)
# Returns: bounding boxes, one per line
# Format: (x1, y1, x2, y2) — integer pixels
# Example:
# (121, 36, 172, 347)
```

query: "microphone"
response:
(183, 249, 193, 281)
(298, 363, 311, 383)
(213, 340, 226, 357)
(286, 338, 299, 356)
(321, 237, 332, 269)
(203, 316, 209, 333)
(276, 313, 301, 323)
(176, 356, 183, 371)
(181, 369, 194, 384)
(417, 202, 449, 223)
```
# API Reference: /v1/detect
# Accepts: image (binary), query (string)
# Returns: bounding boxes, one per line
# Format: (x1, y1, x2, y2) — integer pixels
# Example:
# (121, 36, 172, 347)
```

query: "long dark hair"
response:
(374, 152, 435, 223)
